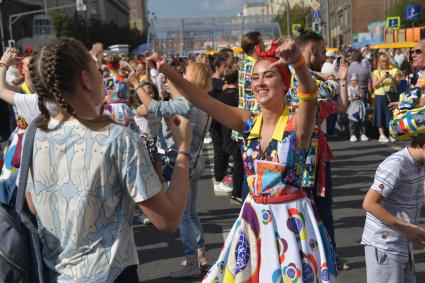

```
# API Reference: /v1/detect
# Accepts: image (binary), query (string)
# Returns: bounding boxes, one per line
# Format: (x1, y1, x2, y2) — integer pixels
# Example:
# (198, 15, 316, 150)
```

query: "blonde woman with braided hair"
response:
(1, 38, 194, 282)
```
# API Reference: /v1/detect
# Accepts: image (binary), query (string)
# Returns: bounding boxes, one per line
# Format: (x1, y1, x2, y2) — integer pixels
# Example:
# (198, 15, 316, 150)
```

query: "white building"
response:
(241, 2, 267, 17)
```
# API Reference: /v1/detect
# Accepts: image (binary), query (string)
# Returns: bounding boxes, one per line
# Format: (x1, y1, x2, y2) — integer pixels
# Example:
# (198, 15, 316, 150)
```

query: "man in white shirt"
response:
(321, 50, 338, 77)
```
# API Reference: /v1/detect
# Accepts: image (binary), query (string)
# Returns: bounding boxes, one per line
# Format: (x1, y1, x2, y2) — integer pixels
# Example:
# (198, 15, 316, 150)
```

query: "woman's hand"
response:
(0, 47, 19, 67)
(337, 57, 348, 80)
(128, 68, 142, 89)
(269, 38, 302, 68)
(165, 115, 192, 152)
(119, 61, 131, 76)
(388, 101, 400, 110)
(147, 53, 166, 71)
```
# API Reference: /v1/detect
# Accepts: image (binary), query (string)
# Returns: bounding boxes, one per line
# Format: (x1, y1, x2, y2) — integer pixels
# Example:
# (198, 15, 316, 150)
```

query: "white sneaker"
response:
(203, 136, 212, 144)
(378, 135, 390, 143)
(360, 134, 369, 141)
(180, 247, 209, 271)
(214, 182, 233, 193)
(349, 135, 358, 142)
(137, 215, 152, 225)
(169, 255, 201, 279)
(390, 136, 396, 142)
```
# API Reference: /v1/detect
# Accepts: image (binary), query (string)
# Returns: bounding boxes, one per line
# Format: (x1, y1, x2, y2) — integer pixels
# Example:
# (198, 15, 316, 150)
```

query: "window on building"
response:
(343, 8, 349, 27)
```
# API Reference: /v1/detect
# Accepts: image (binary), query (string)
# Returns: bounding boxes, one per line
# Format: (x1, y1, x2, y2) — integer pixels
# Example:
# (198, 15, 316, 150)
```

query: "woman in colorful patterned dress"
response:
(147, 38, 337, 282)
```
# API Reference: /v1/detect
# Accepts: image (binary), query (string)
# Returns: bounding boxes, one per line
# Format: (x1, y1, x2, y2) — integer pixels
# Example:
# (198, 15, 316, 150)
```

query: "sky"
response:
(148, 0, 257, 19)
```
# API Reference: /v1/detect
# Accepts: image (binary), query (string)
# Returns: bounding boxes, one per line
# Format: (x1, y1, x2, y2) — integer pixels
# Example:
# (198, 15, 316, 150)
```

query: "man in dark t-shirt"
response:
(215, 64, 243, 200)
(208, 56, 231, 192)
(0, 100, 12, 142)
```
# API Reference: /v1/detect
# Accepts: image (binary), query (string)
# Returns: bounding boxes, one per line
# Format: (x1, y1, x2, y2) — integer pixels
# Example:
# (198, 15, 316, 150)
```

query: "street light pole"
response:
(43, 0, 48, 15)
(325, 0, 331, 46)
(8, 3, 77, 42)
(286, 0, 290, 36)
(0, 1, 5, 51)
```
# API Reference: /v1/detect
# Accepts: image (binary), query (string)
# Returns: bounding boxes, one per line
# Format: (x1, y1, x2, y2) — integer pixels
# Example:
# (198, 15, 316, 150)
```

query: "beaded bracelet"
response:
(0, 62, 8, 69)
(293, 56, 306, 69)
(134, 82, 144, 92)
(298, 85, 319, 101)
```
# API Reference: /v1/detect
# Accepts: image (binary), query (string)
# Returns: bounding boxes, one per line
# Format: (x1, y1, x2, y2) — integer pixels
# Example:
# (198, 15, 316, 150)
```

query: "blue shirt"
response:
(148, 96, 210, 172)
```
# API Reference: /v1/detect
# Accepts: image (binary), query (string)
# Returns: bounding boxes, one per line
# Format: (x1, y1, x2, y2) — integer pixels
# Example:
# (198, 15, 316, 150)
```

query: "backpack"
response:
(0, 118, 47, 283)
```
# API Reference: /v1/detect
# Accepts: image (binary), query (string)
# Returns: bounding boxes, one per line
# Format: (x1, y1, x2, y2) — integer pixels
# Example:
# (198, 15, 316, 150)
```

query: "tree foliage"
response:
(49, 11, 145, 49)
(387, 0, 425, 28)
(275, 3, 313, 36)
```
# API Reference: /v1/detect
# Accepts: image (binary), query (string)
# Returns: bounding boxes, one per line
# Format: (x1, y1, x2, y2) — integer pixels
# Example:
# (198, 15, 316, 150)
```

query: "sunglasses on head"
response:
(410, 49, 423, 55)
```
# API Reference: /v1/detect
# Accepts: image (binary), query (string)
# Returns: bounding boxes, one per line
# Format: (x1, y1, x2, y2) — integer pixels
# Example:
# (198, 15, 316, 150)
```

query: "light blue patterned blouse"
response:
(26, 119, 162, 282)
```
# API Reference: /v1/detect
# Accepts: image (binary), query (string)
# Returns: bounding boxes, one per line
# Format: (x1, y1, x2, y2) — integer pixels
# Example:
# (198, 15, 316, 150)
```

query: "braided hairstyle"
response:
(29, 38, 112, 131)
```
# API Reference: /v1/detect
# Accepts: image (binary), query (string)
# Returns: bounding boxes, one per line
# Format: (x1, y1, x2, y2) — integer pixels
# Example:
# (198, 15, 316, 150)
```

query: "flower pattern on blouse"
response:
(242, 115, 307, 196)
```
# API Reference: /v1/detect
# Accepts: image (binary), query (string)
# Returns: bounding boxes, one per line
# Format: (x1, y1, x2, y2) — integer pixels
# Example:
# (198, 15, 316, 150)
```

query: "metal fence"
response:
(148, 15, 281, 55)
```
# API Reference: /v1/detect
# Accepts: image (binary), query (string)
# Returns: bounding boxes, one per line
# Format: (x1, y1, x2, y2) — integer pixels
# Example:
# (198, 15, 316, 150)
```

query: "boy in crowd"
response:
(362, 135, 425, 283)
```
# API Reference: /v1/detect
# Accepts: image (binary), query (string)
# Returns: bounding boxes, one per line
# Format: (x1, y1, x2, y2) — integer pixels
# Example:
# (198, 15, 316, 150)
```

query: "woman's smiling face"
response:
(252, 59, 287, 108)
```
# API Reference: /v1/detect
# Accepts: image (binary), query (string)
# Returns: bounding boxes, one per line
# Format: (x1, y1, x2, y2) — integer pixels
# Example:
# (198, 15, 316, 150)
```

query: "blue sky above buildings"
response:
(148, 0, 257, 18)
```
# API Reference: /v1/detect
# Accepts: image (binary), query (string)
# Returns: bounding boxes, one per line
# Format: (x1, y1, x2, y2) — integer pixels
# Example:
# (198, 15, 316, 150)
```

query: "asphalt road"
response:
(134, 138, 425, 283)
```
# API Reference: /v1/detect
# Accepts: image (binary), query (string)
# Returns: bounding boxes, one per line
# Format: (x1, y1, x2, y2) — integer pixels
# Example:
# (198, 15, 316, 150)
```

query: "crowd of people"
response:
(0, 30, 424, 283)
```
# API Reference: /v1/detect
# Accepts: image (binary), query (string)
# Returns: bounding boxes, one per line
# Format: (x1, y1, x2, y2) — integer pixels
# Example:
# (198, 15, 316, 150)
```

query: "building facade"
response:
(0, 0, 44, 50)
(45, 0, 129, 28)
(129, 0, 148, 34)
(320, 0, 390, 48)
(0, 0, 129, 51)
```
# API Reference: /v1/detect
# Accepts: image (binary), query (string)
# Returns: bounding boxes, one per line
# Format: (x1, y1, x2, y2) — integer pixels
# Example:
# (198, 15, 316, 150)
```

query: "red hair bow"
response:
(255, 41, 278, 57)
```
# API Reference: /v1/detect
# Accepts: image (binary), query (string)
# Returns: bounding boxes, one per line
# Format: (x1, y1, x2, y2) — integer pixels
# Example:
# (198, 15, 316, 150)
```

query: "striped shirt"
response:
(361, 147, 425, 262)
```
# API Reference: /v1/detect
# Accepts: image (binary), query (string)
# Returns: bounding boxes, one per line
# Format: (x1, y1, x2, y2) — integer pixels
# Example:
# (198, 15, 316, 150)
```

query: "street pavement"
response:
(134, 138, 425, 283)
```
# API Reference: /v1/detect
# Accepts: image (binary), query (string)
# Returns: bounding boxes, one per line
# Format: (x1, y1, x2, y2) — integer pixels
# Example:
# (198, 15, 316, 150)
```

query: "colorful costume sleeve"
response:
(389, 71, 425, 140)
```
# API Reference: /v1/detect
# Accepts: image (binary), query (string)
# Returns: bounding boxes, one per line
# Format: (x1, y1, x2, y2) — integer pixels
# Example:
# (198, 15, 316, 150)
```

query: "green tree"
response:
(48, 11, 145, 50)
(49, 10, 72, 38)
(387, 0, 425, 28)
(275, 3, 313, 36)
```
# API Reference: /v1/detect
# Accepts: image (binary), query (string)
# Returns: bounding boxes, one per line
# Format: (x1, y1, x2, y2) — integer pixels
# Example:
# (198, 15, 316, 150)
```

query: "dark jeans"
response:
(114, 265, 139, 283)
(349, 120, 366, 137)
(313, 162, 336, 250)
(210, 127, 229, 182)
(326, 114, 337, 135)
(0, 171, 18, 206)
(226, 142, 244, 198)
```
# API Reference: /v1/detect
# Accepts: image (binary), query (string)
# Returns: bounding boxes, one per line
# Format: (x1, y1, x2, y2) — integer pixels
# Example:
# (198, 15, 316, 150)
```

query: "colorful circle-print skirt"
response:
(202, 195, 337, 283)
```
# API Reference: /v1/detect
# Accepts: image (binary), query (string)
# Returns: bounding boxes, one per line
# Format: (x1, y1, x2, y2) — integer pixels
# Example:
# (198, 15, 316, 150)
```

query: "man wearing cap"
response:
(321, 50, 338, 78)
(321, 50, 339, 135)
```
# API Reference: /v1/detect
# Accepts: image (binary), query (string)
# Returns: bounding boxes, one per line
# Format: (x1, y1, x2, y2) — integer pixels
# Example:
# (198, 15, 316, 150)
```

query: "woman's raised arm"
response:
(272, 39, 317, 148)
(0, 48, 21, 105)
(148, 54, 251, 133)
